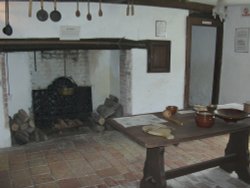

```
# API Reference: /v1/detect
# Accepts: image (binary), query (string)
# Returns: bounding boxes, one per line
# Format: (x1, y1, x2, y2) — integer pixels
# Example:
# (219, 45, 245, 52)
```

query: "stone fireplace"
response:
(30, 50, 93, 132)
(0, 49, 133, 143)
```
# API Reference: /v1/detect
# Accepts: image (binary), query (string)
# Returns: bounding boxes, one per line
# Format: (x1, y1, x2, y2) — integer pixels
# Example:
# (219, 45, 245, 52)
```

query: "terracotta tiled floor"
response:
(0, 130, 249, 188)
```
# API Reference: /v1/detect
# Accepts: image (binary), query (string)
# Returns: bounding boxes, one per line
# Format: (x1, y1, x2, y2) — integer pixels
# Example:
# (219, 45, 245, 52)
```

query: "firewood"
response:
(14, 130, 30, 144)
(54, 123, 61, 130)
(26, 127, 35, 134)
(13, 114, 23, 125)
(98, 117, 105, 126)
(55, 119, 68, 130)
(18, 109, 29, 123)
(11, 123, 19, 132)
(91, 113, 105, 125)
(29, 119, 35, 128)
(64, 119, 75, 128)
(20, 123, 29, 131)
(74, 119, 84, 127)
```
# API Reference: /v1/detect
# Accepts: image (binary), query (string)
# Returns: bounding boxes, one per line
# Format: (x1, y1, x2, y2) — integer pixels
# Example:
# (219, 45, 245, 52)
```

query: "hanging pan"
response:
(50, 0, 61, 22)
(86, 0, 92, 21)
(75, 0, 81, 17)
(2, 0, 13, 36)
(36, 0, 48, 22)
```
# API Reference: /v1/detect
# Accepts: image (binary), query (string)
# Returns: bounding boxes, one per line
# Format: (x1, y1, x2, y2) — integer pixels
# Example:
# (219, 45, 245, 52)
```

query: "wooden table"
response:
(107, 112, 250, 188)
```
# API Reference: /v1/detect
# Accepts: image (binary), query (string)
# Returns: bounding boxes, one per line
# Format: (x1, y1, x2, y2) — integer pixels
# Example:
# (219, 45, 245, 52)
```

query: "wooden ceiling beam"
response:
(2, 0, 213, 13)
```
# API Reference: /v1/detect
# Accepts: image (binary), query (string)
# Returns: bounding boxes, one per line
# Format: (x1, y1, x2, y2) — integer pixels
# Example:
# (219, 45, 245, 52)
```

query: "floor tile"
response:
(78, 174, 104, 187)
(32, 173, 54, 184)
(30, 165, 50, 175)
(35, 181, 59, 188)
(0, 131, 249, 188)
(57, 178, 81, 188)
(49, 161, 74, 180)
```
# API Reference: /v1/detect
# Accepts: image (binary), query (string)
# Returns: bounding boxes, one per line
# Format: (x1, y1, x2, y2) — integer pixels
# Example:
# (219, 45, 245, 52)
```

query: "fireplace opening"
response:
(32, 76, 93, 136)
(4, 49, 133, 145)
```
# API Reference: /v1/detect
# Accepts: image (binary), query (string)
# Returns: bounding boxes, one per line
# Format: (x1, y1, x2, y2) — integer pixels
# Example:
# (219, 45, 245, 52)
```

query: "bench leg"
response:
(140, 147, 166, 188)
(220, 130, 250, 184)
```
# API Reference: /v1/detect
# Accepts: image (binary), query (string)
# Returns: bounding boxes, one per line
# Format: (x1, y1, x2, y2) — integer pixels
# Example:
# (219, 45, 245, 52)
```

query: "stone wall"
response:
(30, 50, 90, 90)
(119, 50, 132, 115)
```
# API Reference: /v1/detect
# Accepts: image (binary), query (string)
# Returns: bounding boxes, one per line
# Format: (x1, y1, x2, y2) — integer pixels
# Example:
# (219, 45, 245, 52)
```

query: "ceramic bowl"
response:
(207, 104, 217, 113)
(195, 111, 214, 128)
(193, 104, 207, 112)
(214, 108, 248, 122)
(166, 106, 178, 115)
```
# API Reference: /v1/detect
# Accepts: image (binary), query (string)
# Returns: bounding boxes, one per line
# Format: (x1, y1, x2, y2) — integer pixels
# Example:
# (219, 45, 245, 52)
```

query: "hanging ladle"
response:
(126, 0, 130, 16)
(28, 0, 32, 17)
(36, 0, 48, 22)
(50, 0, 61, 22)
(2, 0, 13, 36)
(86, 0, 92, 21)
(131, 0, 134, 16)
(75, 0, 80, 17)
(98, 0, 103, 17)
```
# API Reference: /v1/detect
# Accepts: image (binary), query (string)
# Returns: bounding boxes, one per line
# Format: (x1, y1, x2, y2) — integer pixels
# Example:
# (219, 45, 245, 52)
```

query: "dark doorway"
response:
(184, 15, 223, 108)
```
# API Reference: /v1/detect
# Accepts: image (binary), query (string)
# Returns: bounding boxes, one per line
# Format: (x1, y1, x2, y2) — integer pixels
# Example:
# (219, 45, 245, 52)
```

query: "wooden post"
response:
(140, 147, 166, 188)
(220, 130, 250, 184)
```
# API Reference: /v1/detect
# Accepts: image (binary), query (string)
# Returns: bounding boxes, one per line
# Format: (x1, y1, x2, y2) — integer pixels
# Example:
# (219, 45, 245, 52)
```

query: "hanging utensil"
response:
(2, 0, 13, 36)
(75, 0, 80, 17)
(98, 0, 103, 17)
(63, 51, 67, 76)
(126, 0, 130, 16)
(50, 0, 61, 22)
(36, 0, 48, 22)
(28, 0, 32, 17)
(86, 0, 92, 21)
(131, 0, 134, 16)
(34, 51, 37, 72)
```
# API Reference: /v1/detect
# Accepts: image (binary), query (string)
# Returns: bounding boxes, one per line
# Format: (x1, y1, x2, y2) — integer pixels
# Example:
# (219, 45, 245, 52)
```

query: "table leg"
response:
(220, 130, 250, 184)
(140, 147, 166, 188)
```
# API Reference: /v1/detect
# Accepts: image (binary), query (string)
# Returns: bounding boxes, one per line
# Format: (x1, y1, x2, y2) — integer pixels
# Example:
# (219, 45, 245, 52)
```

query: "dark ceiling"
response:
(5, 0, 213, 13)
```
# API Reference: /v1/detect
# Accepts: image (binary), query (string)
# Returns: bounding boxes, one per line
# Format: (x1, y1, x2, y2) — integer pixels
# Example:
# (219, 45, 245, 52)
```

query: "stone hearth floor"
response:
(0, 130, 249, 188)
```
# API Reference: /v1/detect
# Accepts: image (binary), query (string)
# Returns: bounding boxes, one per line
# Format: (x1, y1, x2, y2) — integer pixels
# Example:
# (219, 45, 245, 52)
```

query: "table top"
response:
(107, 112, 250, 148)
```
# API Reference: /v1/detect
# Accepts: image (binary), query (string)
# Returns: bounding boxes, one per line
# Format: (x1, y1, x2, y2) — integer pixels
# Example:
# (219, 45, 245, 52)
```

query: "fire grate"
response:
(32, 77, 92, 129)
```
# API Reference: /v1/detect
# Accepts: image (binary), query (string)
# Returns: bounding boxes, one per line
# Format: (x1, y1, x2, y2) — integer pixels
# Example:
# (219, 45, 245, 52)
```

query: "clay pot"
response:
(195, 111, 214, 128)
(244, 101, 250, 113)
(166, 106, 178, 116)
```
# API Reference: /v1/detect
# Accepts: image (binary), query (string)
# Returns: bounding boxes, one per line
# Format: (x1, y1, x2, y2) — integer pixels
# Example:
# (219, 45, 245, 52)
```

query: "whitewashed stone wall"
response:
(119, 50, 132, 115)
(30, 50, 90, 89)
(0, 53, 11, 147)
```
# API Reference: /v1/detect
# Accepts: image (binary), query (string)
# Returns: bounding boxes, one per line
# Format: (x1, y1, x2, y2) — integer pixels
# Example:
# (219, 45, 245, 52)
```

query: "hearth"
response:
(32, 76, 92, 133)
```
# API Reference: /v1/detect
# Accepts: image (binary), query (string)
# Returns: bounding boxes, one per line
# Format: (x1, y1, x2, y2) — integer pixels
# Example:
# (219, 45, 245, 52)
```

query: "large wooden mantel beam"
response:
(0, 38, 148, 52)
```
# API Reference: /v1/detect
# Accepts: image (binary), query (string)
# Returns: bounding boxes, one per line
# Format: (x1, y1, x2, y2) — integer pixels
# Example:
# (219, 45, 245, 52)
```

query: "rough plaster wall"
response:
(0, 54, 11, 148)
(89, 50, 111, 110)
(0, 3, 188, 40)
(219, 5, 250, 104)
(7, 52, 32, 116)
(110, 50, 120, 100)
(30, 50, 90, 89)
(120, 50, 132, 115)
